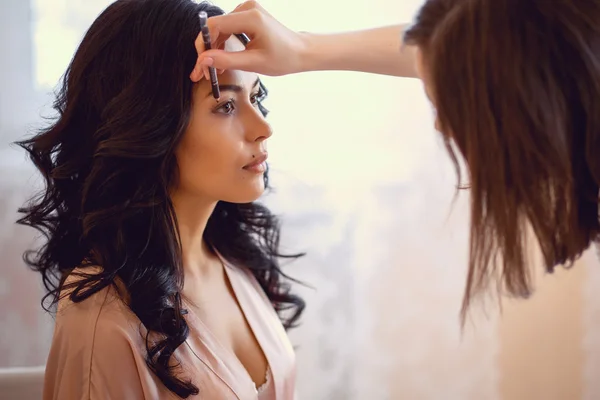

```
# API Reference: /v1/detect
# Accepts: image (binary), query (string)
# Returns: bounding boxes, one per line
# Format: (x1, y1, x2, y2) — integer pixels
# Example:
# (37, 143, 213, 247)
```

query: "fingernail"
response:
(203, 66, 210, 81)
(200, 57, 214, 67)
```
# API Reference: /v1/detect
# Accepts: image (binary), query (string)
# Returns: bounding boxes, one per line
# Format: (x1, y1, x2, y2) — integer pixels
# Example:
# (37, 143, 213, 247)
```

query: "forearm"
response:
(299, 25, 418, 78)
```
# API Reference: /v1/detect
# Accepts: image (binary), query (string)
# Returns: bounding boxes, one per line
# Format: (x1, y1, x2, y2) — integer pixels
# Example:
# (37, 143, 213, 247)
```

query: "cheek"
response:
(173, 107, 266, 202)
(175, 118, 242, 190)
(179, 129, 225, 172)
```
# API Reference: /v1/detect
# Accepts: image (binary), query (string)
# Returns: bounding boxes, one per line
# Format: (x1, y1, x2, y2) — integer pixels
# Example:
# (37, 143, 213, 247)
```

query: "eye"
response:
(250, 92, 263, 105)
(251, 89, 269, 117)
(215, 100, 235, 115)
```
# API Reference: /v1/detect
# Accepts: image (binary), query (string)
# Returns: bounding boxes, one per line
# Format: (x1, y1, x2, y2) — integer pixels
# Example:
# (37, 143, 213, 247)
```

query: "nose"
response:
(245, 108, 273, 143)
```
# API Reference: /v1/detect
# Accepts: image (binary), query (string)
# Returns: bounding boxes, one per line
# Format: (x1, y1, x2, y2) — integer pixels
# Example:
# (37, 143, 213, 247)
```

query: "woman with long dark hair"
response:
(17, 1, 304, 398)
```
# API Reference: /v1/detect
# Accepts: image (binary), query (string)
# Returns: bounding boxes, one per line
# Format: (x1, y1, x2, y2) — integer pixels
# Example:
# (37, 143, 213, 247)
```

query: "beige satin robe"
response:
(43, 258, 297, 400)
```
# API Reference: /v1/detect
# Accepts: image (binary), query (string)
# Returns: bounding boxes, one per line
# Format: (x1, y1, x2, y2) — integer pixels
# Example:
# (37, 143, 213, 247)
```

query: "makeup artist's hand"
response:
(190, 1, 307, 81)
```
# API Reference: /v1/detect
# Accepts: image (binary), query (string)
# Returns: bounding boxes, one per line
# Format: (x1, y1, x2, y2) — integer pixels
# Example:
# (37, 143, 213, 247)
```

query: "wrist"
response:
(296, 31, 328, 73)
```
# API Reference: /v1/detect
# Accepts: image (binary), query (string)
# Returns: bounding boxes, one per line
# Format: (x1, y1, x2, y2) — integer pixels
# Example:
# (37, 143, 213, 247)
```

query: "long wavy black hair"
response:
(15, 0, 305, 397)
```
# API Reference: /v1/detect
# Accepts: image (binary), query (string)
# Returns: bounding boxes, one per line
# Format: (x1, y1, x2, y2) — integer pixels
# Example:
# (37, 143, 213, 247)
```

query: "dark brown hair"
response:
(16, 0, 303, 397)
(404, 0, 600, 319)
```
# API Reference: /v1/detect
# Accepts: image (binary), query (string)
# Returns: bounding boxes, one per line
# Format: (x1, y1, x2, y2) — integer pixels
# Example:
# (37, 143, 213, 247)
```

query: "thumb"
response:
(199, 48, 264, 73)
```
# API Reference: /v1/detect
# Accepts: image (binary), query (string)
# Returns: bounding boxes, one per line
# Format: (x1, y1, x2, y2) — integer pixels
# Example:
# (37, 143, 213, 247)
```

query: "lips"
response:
(243, 153, 268, 169)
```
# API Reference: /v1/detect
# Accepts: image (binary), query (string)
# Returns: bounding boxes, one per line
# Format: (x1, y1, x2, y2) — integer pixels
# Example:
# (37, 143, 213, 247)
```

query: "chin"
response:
(223, 185, 266, 204)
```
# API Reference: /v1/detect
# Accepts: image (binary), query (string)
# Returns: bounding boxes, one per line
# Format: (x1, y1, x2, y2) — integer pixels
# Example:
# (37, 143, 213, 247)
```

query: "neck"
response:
(170, 190, 218, 276)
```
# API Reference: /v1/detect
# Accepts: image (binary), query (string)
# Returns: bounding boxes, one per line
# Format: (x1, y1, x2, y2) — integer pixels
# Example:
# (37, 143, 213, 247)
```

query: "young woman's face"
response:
(175, 38, 271, 204)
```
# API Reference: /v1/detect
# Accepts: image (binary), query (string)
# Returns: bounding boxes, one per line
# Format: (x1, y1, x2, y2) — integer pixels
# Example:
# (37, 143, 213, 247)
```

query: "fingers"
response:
(232, 1, 275, 25)
(191, 2, 268, 82)
(232, 0, 264, 13)
(191, 31, 228, 82)
(197, 48, 264, 74)
(189, 63, 208, 82)
(189, 57, 225, 82)
(211, 1, 260, 44)
(206, 9, 264, 42)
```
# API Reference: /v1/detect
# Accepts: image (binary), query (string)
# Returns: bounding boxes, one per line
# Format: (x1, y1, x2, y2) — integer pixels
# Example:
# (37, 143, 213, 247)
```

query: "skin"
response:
(190, 1, 417, 81)
(171, 37, 271, 387)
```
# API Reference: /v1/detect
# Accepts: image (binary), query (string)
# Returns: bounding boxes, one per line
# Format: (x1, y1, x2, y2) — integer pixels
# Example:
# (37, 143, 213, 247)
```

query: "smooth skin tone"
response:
(189, 1, 418, 81)
(177, 36, 271, 387)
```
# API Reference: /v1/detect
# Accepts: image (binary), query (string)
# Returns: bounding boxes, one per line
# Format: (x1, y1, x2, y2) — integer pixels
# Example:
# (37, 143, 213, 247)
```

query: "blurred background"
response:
(1, 0, 599, 399)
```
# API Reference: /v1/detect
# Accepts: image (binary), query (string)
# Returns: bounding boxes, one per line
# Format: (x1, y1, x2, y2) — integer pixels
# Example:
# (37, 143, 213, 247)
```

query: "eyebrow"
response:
(205, 77, 261, 98)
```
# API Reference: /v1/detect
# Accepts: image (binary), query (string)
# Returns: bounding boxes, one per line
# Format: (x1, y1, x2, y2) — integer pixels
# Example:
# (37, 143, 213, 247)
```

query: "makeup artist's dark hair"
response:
(15, 0, 304, 397)
(404, 0, 600, 321)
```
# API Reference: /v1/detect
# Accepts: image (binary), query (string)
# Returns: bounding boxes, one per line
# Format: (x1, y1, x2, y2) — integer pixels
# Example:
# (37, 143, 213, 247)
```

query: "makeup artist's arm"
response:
(191, 1, 418, 81)
(301, 26, 418, 77)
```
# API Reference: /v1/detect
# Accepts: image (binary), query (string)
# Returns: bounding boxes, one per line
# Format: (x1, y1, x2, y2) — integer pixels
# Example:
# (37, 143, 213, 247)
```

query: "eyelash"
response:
(214, 90, 269, 117)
